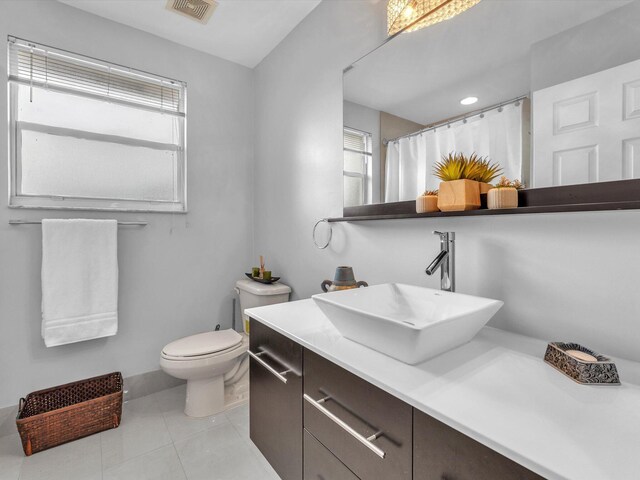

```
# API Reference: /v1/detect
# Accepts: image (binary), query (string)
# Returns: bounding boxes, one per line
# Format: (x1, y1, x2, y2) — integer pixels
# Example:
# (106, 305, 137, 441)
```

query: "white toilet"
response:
(160, 279, 291, 417)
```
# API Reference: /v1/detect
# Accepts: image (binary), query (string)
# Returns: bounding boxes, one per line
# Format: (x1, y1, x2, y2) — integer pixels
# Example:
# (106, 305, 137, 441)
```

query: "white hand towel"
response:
(41, 219, 118, 347)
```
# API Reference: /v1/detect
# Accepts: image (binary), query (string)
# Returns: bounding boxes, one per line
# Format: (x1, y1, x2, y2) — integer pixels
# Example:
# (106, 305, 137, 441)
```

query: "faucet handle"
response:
(433, 231, 455, 240)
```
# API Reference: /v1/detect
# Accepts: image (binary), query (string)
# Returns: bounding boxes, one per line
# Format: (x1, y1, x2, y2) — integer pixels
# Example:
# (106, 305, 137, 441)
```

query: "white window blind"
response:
(8, 36, 185, 115)
(344, 129, 370, 153)
(8, 37, 187, 212)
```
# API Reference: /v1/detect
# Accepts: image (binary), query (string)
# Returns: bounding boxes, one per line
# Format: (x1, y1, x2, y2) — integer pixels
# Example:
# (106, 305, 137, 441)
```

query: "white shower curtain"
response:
(385, 102, 523, 202)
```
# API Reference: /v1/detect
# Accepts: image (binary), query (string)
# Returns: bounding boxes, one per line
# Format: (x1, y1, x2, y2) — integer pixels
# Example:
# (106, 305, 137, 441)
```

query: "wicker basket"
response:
(16, 372, 123, 456)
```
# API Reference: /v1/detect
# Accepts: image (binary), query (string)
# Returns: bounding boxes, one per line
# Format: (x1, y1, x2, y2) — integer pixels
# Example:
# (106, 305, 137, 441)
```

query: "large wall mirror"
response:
(342, 0, 640, 215)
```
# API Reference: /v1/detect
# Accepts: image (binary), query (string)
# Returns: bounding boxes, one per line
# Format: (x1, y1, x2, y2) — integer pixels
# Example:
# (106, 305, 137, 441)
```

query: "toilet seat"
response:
(161, 330, 243, 361)
(159, 279, 290, 417)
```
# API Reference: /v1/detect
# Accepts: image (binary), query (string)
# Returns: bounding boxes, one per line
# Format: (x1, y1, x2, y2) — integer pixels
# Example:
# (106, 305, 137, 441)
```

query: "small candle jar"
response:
(566, 349, 597, 362)
(262, 271, 272, 281)
(251, 267, 260, 277)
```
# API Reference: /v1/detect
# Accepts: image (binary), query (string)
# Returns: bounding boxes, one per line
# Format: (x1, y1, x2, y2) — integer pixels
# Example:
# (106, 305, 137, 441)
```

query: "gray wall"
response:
(254, 1, 640, 364)
(3, 0, 640, 409)
(531, 1, 640, 90)
(0, 1, 254, 408)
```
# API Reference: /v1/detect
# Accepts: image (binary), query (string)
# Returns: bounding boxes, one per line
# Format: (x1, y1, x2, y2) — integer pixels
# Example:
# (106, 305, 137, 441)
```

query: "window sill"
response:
(9, 197, 187, 214)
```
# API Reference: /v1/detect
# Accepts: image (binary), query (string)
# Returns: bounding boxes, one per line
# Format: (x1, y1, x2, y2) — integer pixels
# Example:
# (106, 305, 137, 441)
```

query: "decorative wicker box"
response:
(544, 343, 620, 385)
(16, 372, 123, 456)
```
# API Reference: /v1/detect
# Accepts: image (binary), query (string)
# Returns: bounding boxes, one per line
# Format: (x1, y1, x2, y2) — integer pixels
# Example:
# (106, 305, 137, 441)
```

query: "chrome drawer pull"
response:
(304, 394, 386, 459)
(249, 350, 289, 384)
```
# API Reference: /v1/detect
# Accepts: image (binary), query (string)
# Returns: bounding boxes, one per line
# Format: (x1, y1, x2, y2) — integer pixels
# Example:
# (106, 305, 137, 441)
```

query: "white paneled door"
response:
(532, 58, 640, 187)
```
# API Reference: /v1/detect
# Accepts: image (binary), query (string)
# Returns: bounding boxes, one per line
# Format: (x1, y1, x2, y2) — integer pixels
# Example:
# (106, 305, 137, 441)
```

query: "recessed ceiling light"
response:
(460, 96, 478, 106)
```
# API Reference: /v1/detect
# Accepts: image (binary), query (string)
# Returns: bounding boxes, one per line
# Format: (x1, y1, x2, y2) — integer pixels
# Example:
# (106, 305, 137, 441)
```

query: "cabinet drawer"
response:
(413, 409, 544, 480)
(304, 429, 359, 480)
(303, 349, 412, 480)
(250, 320, 303, 480)
(250, 319, 302, 373)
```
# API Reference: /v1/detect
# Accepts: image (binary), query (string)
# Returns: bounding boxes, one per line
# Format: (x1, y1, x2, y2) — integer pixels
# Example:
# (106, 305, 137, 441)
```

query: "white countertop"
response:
(246, 299, 640, 480)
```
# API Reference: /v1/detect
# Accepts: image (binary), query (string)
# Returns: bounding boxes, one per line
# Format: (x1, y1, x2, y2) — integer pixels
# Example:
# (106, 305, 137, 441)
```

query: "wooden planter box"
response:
(479, 182, 493, 194)
(488, 187, 519, 209)
(416, 195, 439, 213)
(16, 372, 123, 456)
(437, 180, 481, 211)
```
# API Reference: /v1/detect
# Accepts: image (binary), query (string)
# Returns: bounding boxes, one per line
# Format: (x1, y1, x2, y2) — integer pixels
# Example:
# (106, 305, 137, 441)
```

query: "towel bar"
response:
(9, 220, 147, 226)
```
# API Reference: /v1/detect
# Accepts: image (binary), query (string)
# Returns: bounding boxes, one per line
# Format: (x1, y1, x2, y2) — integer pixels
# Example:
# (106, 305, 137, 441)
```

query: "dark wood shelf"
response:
(328, 201, 640, 222)
(330, 179, 640, 222)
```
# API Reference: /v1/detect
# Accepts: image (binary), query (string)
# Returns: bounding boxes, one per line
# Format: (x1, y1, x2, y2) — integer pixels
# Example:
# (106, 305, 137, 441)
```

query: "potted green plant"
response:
(416, 190, 439, 213)
(469, 154, 503, 194)
(487, 176, 524, 209)
(434, 153, 502, 211)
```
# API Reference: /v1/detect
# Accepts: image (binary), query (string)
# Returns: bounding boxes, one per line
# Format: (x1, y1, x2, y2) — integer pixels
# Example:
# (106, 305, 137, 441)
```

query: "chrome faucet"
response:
(425, 231, 455, 292)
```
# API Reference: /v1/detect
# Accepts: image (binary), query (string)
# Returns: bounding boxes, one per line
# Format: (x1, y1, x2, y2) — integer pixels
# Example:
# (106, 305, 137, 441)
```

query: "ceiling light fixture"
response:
(460, 96, 478, 106)
(387, 0, 482, 36)
(402, 5, 415, 19)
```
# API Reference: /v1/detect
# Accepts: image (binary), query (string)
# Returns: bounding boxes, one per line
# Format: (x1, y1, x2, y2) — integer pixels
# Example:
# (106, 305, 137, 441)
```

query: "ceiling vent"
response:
(166, 0, 218, 24)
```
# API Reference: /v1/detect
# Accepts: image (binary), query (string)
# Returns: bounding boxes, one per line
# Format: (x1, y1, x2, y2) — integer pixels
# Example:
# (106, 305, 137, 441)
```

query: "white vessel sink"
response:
(312, 283, 503, 364)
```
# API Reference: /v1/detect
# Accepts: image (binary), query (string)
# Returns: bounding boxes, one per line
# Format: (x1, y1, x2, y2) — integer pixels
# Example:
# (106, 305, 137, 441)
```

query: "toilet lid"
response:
(162, 330, 243, 358)
(236, 279, 291, 296)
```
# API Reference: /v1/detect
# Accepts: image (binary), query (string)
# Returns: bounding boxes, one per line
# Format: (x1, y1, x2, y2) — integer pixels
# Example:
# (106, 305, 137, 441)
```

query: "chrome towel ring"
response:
(312, 219, 332, 249)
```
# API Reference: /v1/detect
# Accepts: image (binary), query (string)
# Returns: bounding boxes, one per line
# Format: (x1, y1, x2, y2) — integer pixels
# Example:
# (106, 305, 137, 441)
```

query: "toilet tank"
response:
(235, 280, 291, 334)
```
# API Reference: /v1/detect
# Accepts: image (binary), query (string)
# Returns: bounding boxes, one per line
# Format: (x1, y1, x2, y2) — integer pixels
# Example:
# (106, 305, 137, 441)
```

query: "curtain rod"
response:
(382, 94, 528, 146)
(9, 220, 147, 226)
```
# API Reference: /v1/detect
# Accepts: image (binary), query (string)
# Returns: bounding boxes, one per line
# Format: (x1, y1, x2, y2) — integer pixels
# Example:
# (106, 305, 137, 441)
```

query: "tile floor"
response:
(0, 386, 280, 480)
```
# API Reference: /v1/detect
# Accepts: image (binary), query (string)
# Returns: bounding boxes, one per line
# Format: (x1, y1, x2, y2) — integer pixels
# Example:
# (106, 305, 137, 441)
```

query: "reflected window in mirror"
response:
(343, 127, 373, 207)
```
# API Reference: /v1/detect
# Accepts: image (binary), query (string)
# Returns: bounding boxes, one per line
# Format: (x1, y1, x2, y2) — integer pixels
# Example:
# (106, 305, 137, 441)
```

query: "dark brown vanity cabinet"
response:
(250, 320, 544, 480)
(249, 320, 303, 480)
(304, 429, 359, 480)
(303, 349, 413, 480)
(413, 410, 544, 480)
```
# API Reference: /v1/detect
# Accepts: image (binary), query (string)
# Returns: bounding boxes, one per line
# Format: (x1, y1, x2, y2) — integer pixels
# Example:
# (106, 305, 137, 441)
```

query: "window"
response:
(343, 127, 372, 207)
(8, 37, 187, 212)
